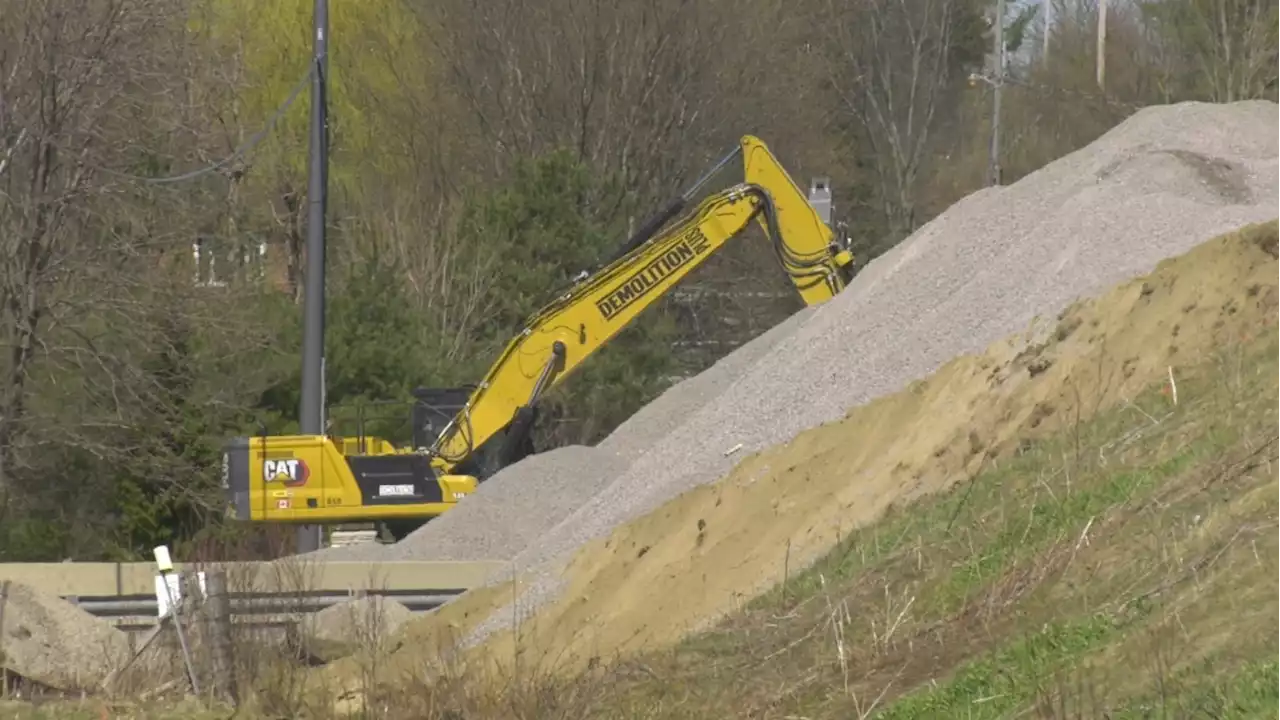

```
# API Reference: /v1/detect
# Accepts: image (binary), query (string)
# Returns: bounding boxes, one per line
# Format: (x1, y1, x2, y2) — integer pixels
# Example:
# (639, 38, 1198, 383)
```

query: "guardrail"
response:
(67, 590, 466, 635)
(0, 560, 505, 596)
(70, 591, 463, 617)
(0, 560, 505, 635)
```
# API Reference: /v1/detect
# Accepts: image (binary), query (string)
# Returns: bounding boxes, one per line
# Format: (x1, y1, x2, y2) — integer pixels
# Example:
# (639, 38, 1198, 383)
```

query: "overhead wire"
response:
(97, 61, 317, 185)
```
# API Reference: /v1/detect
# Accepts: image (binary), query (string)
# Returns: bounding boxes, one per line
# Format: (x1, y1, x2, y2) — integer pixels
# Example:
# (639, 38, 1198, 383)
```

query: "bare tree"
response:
(1138, 0, 1278, 102)
(408, 0, 801, 221)
(385, 0, 845, 414)
(0, 0, 206, 522)
(819, 0, 983, 246)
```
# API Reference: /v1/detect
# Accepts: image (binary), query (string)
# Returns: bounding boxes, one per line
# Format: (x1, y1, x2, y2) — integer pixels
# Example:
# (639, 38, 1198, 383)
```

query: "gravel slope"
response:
(596, 305, 817, 463)
(451, 99, 1278, 645)
(384, 445, 629, 562)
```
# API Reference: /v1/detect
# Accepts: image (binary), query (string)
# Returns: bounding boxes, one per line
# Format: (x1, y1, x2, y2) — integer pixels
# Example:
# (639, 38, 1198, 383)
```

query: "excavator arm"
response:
(430, 136, 854, 471)
(221, 135, 854, 533)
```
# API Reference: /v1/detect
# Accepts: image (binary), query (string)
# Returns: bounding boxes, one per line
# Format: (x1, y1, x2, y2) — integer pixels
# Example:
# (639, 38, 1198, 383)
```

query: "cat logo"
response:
(263, 458, 310, 488)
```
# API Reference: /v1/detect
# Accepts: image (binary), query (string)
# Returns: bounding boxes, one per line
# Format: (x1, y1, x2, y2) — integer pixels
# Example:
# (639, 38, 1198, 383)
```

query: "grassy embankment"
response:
(635, 230, 1280, 718)
(373, 220, 1280, 719)
(3, 222, 1277, 719)
(591, 309, 1279, 719)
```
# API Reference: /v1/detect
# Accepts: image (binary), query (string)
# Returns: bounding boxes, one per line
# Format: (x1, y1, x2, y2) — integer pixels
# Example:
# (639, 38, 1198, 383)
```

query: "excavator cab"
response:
(410, 386, 473, 451)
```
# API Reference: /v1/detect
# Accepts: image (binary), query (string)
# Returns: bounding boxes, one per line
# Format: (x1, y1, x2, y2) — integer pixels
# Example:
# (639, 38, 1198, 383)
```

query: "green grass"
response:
(576, 328, 1280, 719)
(877, 614, 1122, 719)
(1109, 657, 1280, 720)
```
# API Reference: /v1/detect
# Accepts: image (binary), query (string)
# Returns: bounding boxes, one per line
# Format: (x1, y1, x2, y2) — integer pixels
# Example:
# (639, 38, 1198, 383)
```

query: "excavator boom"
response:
(431, 136, 853, 466)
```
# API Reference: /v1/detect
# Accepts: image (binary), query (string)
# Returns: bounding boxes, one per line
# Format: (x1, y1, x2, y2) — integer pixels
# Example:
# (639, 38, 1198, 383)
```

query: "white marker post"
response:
(154, 545, 200, 695)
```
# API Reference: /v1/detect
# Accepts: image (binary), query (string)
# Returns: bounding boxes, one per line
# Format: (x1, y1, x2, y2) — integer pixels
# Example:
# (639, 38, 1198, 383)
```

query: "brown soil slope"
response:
(409, 220, 1279, 680)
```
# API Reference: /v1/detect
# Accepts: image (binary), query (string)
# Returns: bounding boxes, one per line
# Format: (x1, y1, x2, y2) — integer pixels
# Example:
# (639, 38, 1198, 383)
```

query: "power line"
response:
(969, 68, 1146, 113)
(97, 63, 317, 185)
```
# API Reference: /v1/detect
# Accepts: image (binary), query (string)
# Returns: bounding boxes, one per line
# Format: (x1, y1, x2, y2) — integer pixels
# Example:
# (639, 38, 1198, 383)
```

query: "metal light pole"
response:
(297, 0, 329, 554)
(1042, 0, 1052, 64)
(1096, 0, 1108, 90)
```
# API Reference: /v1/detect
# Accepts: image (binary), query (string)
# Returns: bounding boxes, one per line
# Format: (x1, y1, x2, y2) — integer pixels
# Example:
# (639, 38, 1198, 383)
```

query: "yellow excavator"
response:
(222, 135, 856, 540)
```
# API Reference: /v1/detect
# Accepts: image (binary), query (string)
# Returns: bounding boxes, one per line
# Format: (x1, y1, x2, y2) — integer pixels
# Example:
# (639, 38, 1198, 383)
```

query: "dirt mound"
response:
(457, 99, 1278, 645)
(319, 100, 1277, 692)
(0, 581, 130, 692)
(458, 220, 1280, 673)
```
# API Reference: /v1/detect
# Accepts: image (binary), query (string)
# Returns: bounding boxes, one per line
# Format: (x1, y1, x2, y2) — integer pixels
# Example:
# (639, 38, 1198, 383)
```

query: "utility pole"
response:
(1096, 0, 1107, 90)
(988, 0, 1004, 187)
(1042, 0, 1051, 64)
(297, 0, 329, 555)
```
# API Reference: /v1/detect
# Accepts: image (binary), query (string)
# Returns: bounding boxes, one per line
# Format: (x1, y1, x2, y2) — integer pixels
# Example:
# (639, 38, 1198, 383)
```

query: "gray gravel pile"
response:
(596, 305, 817, 462)
(320, 446, 629, 562)
(454, 99, 1278, 644)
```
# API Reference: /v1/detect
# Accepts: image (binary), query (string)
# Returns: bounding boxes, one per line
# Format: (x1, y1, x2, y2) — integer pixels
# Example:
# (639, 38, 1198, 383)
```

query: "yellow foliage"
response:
(186, 0, 434, 195)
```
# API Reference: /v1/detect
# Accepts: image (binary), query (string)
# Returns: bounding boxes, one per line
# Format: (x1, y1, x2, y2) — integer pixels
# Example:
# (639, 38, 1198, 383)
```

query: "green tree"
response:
(451, 149, 680, 449)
